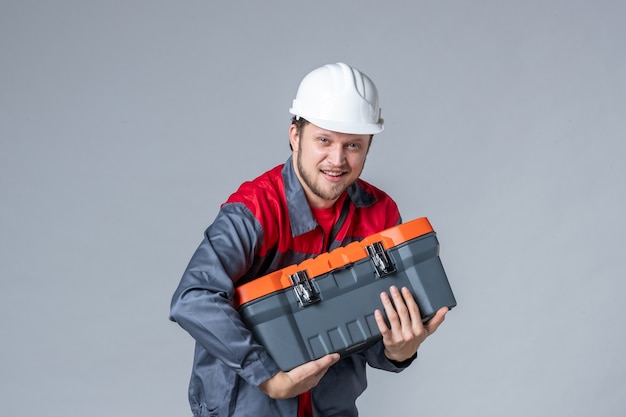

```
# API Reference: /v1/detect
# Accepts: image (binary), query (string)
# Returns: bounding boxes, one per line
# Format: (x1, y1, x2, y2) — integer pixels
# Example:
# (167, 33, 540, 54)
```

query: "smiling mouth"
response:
(321, 170, 346, 177)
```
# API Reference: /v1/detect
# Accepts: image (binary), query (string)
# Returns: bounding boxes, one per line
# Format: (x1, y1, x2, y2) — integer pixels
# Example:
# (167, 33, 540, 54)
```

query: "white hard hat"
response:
(289, 62, 384, 135)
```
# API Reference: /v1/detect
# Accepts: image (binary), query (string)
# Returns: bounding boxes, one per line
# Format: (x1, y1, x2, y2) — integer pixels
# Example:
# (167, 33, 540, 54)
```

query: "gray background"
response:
(1, 1, 624, 416)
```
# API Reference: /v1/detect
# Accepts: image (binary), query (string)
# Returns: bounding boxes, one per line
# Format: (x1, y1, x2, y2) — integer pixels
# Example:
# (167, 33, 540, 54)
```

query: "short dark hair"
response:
(290, 116, 309, 150)
(291, 116, 308, 134)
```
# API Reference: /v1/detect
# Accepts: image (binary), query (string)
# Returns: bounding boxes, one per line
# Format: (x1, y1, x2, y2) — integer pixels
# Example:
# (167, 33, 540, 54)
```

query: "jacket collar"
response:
(282, 156, 377, 237)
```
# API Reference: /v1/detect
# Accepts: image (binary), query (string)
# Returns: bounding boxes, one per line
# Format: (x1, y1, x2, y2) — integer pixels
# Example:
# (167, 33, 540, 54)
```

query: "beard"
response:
(296, 150, 349, 202)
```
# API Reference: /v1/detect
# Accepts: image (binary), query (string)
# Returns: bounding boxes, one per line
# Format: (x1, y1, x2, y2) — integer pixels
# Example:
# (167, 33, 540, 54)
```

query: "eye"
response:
(319, 137, 330, 144)
(346, 143, 361, 150)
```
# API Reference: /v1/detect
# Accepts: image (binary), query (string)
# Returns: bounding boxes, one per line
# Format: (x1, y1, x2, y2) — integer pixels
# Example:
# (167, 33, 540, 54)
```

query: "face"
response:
(289, 122, 371, 209)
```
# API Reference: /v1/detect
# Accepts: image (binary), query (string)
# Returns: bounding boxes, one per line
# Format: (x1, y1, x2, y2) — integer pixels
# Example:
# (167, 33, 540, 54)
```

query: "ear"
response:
(289, 124, 300, 152)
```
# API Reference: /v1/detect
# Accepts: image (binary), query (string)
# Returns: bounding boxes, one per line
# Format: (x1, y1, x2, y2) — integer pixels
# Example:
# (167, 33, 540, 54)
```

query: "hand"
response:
(259, 353, 340, 400)
(375, 286, 448, 363)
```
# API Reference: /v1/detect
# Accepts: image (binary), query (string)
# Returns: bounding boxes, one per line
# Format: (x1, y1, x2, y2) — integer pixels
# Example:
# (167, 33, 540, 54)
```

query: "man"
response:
(170, 62, 447, 417)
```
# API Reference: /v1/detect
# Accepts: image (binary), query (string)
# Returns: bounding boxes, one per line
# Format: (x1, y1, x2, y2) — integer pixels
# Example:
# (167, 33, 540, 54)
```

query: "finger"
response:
(379, 289, 401, 330)
(314, 353, 340, 370)
(292, 353, 339, 378)
(424, 307, 448, 335)
(287, 353, 340, 391)
(374, 308, 391, 336)
(389, 286, 415, 333)
(389, 286, 409, 317)
(399, 286, 422, 328)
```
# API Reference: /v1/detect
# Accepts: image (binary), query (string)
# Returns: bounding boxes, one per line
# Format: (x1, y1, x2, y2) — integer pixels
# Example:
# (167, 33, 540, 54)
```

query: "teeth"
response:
(323, 171, 343, 177)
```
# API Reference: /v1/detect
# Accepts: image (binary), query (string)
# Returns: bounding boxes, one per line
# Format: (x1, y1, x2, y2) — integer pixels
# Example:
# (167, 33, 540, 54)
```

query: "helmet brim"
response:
(290, 111, 384, 135)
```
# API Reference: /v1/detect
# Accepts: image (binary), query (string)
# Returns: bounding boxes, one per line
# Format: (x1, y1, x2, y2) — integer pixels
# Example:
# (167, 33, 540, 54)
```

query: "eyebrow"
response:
(313, 131, 368, 143)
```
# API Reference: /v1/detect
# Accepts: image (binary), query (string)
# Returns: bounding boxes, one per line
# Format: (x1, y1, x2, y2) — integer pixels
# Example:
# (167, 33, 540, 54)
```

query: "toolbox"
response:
(233, 217, 456, 371)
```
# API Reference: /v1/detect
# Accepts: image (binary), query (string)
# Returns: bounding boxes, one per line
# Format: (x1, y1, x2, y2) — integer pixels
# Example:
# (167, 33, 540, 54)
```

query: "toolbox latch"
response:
(366, 241, 396, 277)
(289, 270, 320, 307)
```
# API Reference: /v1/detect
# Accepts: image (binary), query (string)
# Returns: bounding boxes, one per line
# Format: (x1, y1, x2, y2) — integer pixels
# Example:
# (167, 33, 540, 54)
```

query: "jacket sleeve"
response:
(169, 203, 280, 386)
(362, 339, 417, 372)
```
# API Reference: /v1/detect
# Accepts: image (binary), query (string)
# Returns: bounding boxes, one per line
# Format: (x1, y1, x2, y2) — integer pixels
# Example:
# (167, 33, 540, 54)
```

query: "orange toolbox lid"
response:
(234, 217, 434, 308)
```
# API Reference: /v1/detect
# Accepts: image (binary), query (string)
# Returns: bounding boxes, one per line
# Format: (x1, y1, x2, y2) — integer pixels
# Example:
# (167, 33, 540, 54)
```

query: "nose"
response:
(327, 144, 346, 166)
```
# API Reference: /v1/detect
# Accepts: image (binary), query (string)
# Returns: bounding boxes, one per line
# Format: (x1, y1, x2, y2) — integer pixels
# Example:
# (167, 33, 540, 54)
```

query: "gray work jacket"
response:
(170, 157, 413, 416)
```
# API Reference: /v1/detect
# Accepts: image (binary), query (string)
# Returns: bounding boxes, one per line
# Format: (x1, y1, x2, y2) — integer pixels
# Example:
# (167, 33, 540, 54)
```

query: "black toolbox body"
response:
(234, 217, 456, 371)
